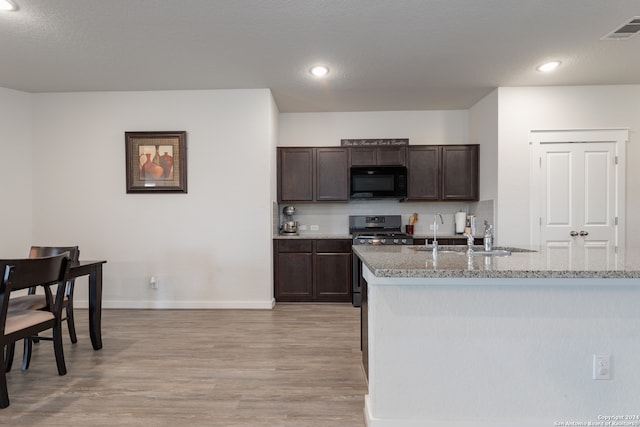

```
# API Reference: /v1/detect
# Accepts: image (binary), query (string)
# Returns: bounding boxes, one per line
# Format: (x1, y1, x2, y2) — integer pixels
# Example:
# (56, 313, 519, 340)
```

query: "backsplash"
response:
(276, 199, 494, 238)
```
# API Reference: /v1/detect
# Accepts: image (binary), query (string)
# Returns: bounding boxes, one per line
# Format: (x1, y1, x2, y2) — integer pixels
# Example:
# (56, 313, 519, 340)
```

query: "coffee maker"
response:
(280, 205, 299, 235)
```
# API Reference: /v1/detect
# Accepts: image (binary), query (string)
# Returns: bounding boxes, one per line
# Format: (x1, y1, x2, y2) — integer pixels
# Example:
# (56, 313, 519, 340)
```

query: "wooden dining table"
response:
(68, 260, 107, 350)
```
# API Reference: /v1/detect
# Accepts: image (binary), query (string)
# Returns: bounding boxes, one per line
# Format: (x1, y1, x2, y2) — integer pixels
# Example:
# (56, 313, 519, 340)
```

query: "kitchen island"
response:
(353, 245, 640, 427)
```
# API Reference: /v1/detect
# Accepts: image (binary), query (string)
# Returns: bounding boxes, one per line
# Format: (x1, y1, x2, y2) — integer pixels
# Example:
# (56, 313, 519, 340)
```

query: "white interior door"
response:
(531, 129, 627, 266)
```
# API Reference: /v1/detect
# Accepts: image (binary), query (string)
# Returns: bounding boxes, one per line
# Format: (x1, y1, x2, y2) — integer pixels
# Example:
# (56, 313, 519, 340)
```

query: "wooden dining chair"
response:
(0, 253, 70, 408)
(5, 246, 79, 371)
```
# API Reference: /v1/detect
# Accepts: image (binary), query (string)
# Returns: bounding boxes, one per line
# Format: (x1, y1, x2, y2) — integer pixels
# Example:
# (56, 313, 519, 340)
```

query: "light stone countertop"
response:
(353, 245, 640, 279)
(273, 233, 352, 239)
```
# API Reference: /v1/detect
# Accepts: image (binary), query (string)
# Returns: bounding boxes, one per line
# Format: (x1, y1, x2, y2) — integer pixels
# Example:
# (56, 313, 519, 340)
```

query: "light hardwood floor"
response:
(4, 304, 367, 426)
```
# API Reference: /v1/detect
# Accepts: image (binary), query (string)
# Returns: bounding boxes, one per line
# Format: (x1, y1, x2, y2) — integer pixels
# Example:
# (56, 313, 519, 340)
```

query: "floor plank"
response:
(4, 304, 366, 426)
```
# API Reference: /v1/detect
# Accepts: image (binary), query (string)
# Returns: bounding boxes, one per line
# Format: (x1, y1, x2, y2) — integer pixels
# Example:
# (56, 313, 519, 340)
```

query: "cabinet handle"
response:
(570, 231, 579, 236)
(579, 230, 589, 236)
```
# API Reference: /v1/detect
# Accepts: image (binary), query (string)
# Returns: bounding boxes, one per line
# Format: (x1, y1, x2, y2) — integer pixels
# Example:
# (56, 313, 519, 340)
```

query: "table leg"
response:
(88, 264, 103, 350)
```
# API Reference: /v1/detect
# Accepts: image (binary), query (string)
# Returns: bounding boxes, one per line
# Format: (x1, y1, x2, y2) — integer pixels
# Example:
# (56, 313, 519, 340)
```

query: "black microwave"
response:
(350, 166, 407, 200)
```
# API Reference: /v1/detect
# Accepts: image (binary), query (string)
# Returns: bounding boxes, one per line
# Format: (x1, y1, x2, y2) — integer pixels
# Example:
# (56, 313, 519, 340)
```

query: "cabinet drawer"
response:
(277, 239, 313, 253)
(315, 239, 352, 253)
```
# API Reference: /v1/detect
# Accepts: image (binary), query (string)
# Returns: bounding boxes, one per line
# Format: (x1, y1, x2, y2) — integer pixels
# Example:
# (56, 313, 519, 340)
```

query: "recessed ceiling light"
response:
(310, 65, 329, 78)
(537, 61, 561, 72)
(0, 0, 18, 11)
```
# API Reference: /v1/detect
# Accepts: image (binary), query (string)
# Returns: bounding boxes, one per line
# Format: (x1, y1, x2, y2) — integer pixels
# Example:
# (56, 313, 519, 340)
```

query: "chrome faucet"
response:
(432, 213, 444, 255)
(463, 230, 474, 254)
(483, 220, 493, 251)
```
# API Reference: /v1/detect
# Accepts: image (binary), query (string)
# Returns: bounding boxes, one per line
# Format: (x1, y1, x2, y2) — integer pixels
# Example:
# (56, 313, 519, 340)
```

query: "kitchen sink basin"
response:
(412, 245, 536, 256)
(469, 249, 511, 256)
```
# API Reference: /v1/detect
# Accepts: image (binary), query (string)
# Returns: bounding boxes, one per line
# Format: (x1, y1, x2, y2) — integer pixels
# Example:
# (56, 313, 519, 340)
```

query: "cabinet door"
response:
(314, 252, 352, 302)
(276, 252, 313, 301)
(407, 146, 440, 200)
(315, 239, 352, 302)
(441, 145, 479, 201)
(350, 146, 407, 166)
(316, 148, 349, 201)
(350, 147, 376, 166)
(278, 148, 314, 202)
(377, 146, 407, 166)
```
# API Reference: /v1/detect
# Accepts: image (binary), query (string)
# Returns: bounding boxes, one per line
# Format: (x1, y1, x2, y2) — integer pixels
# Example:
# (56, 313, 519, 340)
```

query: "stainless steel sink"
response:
(412, 245, 534, 256)
(469, 249, 511, 256)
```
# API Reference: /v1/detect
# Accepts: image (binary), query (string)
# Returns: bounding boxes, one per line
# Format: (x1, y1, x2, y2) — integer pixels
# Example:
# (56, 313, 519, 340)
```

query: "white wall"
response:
(29, 89, 277, 309)
(496, 85, 640, 247)
(279, 110, 468, 147)
(0, 87, 33, 256)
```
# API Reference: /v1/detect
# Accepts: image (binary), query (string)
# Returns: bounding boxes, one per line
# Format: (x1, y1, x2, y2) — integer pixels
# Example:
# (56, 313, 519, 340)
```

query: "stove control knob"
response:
(380, 238, 387, 244)
(401, 239, 407, 244)
(359, 239, 367, 245)
(393, 239, 399, 244)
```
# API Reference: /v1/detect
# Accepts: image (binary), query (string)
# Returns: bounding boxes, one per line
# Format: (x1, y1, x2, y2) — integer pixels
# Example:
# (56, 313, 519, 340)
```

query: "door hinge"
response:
(539, 157, 542, 168)
(614, 156, 618, 165)
(615, 217, 618, 226)
(539, 217, 542, 226)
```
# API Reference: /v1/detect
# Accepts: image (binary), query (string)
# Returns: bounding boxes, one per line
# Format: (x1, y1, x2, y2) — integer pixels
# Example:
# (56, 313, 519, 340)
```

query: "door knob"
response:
(570, 231, 579, 236)
(579, 230, 589, 236)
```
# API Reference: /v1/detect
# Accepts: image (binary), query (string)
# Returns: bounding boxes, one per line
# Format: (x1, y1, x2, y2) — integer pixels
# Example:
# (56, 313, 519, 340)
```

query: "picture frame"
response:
(125, 131, 187, 193)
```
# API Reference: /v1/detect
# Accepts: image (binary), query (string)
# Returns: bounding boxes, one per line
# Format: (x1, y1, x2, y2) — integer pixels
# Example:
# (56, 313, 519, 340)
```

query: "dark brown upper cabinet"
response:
(407, 144, 479, 201)
(316, 147, 350, 201)
(407, 145, 440, 200)
(350, 146, 407, 166)
(277, 147, 349, 202)
(440, 145, 479, 201)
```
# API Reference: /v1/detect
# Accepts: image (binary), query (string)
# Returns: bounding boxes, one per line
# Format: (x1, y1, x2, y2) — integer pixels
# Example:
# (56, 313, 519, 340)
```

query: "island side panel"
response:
(363, 266, 640, 427)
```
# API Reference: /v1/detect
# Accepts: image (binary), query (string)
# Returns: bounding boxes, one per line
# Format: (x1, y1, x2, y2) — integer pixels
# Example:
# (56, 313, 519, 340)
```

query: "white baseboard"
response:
(73, 298, 276, 310)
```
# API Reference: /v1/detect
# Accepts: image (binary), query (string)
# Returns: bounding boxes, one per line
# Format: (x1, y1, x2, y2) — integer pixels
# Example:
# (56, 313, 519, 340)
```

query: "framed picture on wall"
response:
(125, 131, 187, 193)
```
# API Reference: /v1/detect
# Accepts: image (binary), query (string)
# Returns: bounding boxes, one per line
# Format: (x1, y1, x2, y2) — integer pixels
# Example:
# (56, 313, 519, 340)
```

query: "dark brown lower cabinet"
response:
(274, 239, 352, 302)
(413, 237, 484, 246)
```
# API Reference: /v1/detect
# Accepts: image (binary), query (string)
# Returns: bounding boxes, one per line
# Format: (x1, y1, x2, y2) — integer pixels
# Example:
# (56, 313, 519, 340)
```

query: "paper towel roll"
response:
(455, 212, 467, 234)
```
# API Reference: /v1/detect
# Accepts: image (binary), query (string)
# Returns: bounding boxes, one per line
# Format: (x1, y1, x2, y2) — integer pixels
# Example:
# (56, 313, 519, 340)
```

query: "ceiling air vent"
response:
(601, 16, 640, 40)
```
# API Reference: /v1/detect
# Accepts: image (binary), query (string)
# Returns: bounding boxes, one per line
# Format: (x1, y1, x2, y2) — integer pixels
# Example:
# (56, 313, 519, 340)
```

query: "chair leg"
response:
(4, 343, 14, 373)
(21, 338, 33, 371)
(66, 303, 77, 344)
(52, 324, 66, 376)
(0, 354, 9, 409)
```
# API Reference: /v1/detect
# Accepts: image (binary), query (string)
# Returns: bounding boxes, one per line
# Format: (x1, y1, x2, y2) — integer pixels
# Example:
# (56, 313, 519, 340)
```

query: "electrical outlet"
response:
(298, 224, 307, 231)
(150, 276, 158, 289)
(429, 224, 439, 231)
(310, 225, 320, 231)
(593, 354, 611, 380)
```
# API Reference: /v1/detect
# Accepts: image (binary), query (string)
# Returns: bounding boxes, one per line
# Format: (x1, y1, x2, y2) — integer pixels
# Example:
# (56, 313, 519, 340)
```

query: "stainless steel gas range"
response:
(350, 215, 414, 306)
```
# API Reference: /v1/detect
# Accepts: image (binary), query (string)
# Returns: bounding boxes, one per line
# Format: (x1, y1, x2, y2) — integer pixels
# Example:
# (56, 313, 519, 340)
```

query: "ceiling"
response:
(1, 0, 639, 112)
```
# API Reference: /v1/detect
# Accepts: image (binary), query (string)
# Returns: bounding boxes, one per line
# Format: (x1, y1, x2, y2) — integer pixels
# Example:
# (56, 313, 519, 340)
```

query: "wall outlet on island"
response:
(298, 224, 307, 231)
(310, 225, 320, 231)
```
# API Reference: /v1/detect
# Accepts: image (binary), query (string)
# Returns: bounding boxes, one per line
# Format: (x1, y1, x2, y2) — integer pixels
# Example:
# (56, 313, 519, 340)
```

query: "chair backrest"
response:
(0, 253, 69, 331)
(29, 246, 79, 263)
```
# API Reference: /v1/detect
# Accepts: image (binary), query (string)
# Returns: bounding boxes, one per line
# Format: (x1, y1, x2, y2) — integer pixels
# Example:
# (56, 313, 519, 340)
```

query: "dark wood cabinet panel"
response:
(407, 145, 440, 200)
(278, 147, 348, 202)
(277, 148, 314, 202)
(275, 252, 313, 301)
(315, 148, 349, 201)
(315, 253, 352, 302)
(441, 145, 479, 201)
(274, 239, 352, 302)
(350, 146, 406, 166)
(350, 147, 376, 166)
(407, 144, 479, 201)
